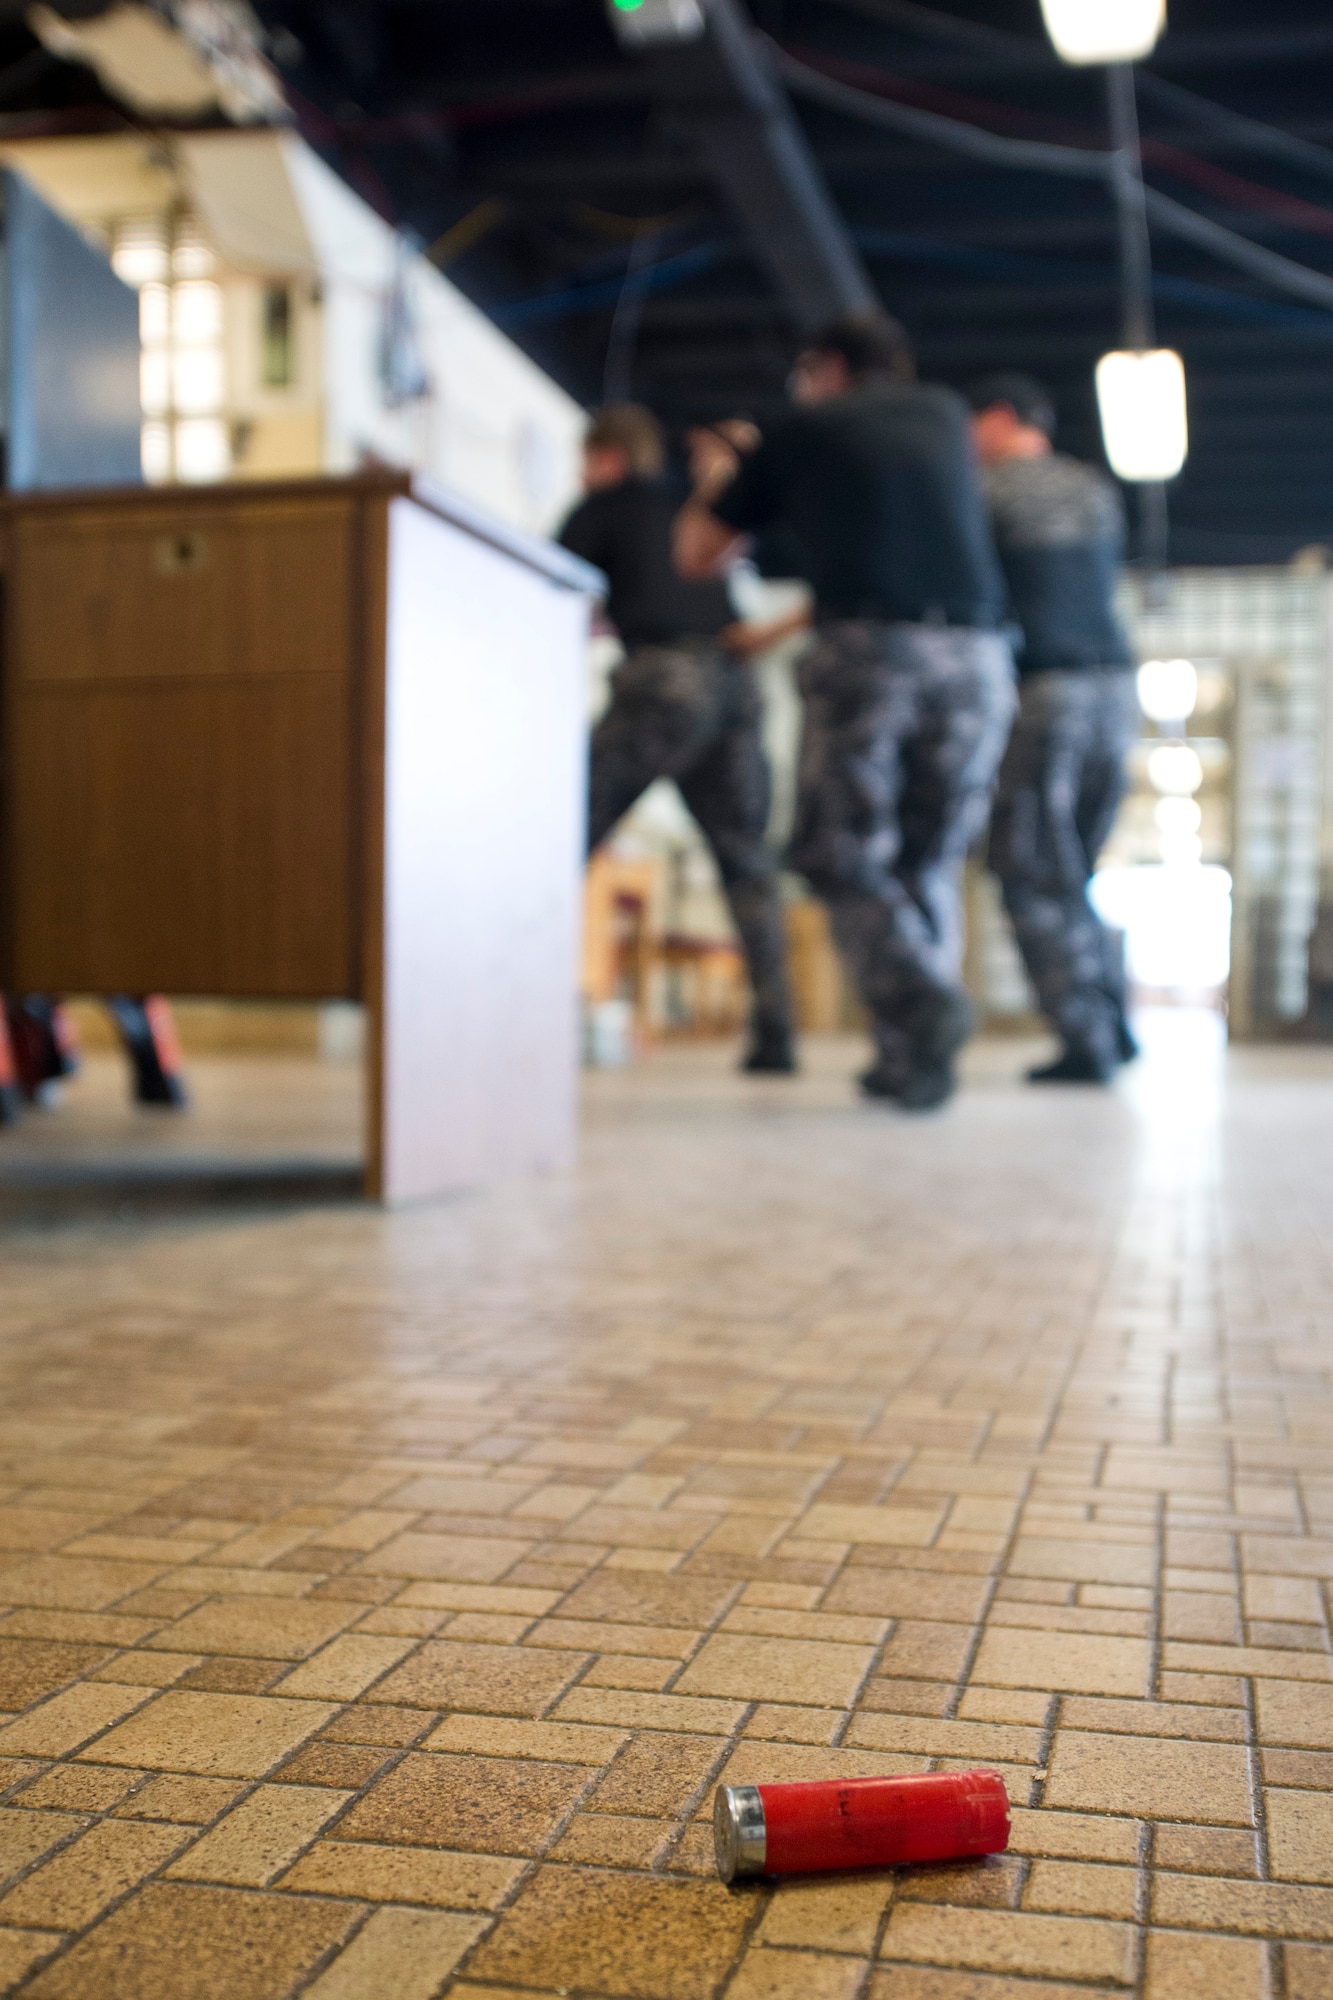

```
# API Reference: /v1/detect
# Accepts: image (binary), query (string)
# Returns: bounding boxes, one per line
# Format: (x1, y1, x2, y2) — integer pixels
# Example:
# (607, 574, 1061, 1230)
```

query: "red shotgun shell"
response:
(714, 1769, 1010, 1882)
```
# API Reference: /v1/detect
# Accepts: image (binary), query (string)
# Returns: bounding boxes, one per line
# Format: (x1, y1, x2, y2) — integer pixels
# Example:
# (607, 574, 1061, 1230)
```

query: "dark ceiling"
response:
(9, 0, 1333, 562)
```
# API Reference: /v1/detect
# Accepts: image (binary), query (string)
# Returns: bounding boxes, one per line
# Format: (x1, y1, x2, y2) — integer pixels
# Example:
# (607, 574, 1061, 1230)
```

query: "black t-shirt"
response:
(976, 452, 1128, 672)
(712, 382, 1005, 628)
(559, 478, 732, 647)
(983, 454, 1134, 676)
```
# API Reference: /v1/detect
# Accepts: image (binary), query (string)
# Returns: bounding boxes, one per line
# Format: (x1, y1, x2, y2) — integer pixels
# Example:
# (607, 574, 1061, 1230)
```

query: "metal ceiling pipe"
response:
(610, 0, 876, 331)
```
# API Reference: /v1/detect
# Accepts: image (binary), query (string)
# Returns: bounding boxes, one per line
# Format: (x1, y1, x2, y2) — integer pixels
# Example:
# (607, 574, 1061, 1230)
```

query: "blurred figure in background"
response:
(560, 403, 799, 1074)
(969, 373, 1139, 1084)
(677, 313, 1013, 1111)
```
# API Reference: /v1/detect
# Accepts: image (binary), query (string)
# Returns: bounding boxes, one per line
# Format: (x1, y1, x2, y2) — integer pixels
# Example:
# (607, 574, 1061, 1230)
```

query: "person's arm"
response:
(674, 422, 768, 580)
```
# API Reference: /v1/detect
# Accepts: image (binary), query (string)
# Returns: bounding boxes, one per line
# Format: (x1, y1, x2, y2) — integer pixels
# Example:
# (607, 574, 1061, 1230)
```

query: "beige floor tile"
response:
(744, 1703, 844, 1743)
(352, 1531, 532, 1583)
(1153, 1826, 1258, 1876)
(1256, 1681, 1333, 1748)
(0, 1641, 114, 1711)
(728, 1948, 870, 1999)
(279, 1838, 522, 1906)
(0, 1819, 187, 1929)
(76, 1691, 337, 1777)
(424, 1714, 626, 1763)
(319, 1704, 436, 1748)
(88, 1650, 204, 1688)
(1023, 1860, 1139, 1918)
(1266, 1788, 1333, 1884)
(112, 1774, 246, 1823)
(1287, 1942, 1333, 1998)
(1152, 1875, 1333, 1938)
(141, 1597, 359, 1661)
(869, 1973, 1117, 2000)
(674, 1632, 876, 1705)
(1058, 1696, 1246, 1741)
(276, 1634, 417, 1699)
(0, 1929, 63, 1990)
(758, 1873, 892, 1954)
(464, 1863, 754, 1998)
(554, 1687, 747, 1734)
(5, 1686, 157, 1772)
(301, 1907, 487, 1998)
(1044, 1732, 1253, 1824)
(881, 1903, 1135, 1982)
(580, 1653, 678, 1691)
(1007, 1809, 1141, 1863)
(330, 1751, 591, 1854)
(1144, 1930, 1271, 1998)
(13, 1765, 140, 1814)
(0, 1559, 170, 1612)
(547, 1811, 666, 1867)
(366, 1639, 587, 1715)
(164, 1782, 351, 1885)
(844, 1714, 1041, 1762)
(556, 1570, 736, 1629)
(0, 1810, 85, 1885)
(970, 1629, 1150, 1698)
(22, 1880, 362, 1999)
(1008, 1539, 1156, 1589)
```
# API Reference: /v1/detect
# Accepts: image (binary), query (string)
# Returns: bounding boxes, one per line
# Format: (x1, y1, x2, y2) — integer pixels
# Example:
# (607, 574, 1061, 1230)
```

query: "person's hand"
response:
(720, 607, 812, 659)
(686, 426, 739, 497)
(713, 419, 761, 455)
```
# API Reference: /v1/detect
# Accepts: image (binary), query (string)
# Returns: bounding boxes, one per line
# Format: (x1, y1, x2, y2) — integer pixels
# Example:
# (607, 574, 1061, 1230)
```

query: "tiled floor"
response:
(2, 1019, 1333, 1997)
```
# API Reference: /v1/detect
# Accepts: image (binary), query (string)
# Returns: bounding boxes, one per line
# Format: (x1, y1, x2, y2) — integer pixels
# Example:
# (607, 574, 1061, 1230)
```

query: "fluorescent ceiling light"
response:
(1039, 0, 1165, 65)
(606, 0, 705, 49)
(1096, 348, 1188, 482)
(1137, 657, 1198, 722)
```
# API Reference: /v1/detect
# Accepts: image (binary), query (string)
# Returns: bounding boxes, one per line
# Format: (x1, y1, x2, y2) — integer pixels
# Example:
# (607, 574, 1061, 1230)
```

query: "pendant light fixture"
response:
(1038, 0, 1165, 66)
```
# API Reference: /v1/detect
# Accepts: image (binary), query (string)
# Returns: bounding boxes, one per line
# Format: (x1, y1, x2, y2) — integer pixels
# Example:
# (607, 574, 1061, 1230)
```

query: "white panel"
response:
(380, 495, 587, 1202)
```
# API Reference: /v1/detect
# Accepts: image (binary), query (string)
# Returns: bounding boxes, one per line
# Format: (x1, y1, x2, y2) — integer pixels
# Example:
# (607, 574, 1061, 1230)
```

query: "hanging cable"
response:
(767, 41, 1333, 316)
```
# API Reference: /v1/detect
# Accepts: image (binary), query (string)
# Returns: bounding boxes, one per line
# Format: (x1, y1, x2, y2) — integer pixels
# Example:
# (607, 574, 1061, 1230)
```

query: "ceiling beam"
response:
(620, 0, 875, 331)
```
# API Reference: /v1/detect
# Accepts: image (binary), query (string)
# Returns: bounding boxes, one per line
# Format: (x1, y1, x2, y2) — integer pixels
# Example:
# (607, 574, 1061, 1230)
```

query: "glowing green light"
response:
(612, 0, 647, 11)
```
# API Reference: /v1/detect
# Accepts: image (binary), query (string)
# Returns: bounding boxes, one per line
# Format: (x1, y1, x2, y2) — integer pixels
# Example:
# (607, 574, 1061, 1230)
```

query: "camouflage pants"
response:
(987, 668, 1139, 1063)
(589, 639, 793, 1037)
(791, 619, 1016, 1076)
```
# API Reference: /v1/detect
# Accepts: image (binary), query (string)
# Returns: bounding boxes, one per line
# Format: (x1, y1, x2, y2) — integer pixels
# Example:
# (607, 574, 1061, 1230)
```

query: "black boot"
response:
(861, 989, 974, 1112)
(1115, 1014, 1140, 1064)
(742, 1019, 798, 1074)
(106, 997, 189, 1108)
(1028, 1048, 1116, 1085)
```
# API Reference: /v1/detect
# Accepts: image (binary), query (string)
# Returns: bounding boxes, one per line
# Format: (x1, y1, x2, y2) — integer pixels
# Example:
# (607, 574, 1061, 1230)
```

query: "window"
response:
(262, 286, 294, 388)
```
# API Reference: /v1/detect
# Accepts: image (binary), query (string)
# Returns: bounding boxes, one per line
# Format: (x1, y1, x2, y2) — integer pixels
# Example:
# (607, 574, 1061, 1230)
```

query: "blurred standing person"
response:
(969, 373, 1139, 1083)
(677, 314, 1013, 1110)
(560, 404, 800, 1073)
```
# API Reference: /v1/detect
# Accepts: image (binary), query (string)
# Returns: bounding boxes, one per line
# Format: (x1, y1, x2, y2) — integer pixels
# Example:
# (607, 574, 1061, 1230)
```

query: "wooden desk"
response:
(0, 472, 600, 1202)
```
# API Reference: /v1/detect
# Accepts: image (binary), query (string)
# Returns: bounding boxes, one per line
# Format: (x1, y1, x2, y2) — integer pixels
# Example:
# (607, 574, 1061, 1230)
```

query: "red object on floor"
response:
(714, 1769, 1010, 1881)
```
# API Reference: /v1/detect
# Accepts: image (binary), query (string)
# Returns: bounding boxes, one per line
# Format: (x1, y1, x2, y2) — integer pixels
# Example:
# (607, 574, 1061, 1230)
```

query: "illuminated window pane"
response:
(139, 283, 170, 346)
(172, 280, 224, 345)
(172, 348, 225, 415)
(140, 348, 171, 418)
(174, 418, 229, 483)
(140, 420, 171, 484)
